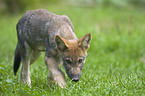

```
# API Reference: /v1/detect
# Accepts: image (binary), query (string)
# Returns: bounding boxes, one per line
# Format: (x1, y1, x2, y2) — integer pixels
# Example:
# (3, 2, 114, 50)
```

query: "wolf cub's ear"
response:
(79, 33, 92, 50)
(55, 35, 69, 52)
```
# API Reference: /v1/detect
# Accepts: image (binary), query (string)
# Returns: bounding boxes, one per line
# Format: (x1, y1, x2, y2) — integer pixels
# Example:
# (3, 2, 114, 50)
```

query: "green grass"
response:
(0, 4, 145, 95)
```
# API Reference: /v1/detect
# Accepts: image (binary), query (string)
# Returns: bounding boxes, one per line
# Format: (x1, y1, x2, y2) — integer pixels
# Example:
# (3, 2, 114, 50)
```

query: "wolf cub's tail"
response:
(14, 43, 21, 75)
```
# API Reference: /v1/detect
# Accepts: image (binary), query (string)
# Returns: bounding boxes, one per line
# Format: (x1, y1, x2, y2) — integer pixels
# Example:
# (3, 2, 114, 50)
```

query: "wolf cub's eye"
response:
(65, 60, 71, 64)
(64, 58, 72, 65)
(78, 59, 83, 63)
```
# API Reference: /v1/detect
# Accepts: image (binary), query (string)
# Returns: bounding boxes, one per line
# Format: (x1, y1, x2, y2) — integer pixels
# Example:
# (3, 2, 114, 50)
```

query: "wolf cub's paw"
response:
(56, 82, 66, 88)
(47, 75, 66, 88)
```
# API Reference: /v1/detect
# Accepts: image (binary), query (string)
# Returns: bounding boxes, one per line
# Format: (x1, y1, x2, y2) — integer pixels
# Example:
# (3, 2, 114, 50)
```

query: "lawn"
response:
(0, 4, 145, 95)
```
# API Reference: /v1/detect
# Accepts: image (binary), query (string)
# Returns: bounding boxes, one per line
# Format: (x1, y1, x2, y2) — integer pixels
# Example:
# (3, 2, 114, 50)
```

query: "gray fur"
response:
(14, 9, 91, 88)
(17, 9, 76, 51)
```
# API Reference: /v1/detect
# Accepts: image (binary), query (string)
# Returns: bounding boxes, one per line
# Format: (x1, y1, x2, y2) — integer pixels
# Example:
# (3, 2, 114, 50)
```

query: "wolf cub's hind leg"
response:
(19, 43, 32, 87)
(45, 52, 66, 88)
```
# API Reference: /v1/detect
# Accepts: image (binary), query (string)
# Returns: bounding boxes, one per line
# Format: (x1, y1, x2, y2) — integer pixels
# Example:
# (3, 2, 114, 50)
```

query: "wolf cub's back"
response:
(17, 9, 76, 51)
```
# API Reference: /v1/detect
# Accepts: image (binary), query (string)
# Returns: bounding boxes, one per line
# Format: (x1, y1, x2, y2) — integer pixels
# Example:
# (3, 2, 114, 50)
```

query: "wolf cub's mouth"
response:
(72, 77, 79, 82)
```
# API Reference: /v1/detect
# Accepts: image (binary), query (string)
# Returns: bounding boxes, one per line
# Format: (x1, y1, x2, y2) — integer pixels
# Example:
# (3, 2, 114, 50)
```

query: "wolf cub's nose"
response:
(72, 77, 79, 82)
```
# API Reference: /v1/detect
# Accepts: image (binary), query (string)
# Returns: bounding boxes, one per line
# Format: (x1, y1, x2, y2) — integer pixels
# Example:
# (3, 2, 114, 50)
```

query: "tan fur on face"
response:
(57, 33, 92, 58)
(62, 40, 86, 59)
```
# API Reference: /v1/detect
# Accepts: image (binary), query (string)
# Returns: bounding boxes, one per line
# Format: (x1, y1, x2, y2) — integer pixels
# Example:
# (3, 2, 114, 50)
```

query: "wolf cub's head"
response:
(55, 33, 91, 82)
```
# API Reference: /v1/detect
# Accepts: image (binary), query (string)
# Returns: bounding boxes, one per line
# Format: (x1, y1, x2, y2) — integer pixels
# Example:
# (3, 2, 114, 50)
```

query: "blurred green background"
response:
(0, 0, 145, 14)
(0, 0, 145, 95)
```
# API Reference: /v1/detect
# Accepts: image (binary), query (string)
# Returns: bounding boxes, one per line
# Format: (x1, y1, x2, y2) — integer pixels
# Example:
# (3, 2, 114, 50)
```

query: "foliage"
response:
(0, 4, 145, 95)
(0, 0, 145, 14)
(67, 0, 145, 8)
(0, 0, 61, 14)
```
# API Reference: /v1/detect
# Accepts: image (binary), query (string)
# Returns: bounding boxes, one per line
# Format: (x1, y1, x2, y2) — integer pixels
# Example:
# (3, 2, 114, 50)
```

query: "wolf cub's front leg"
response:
(45, 55, 66, 88)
